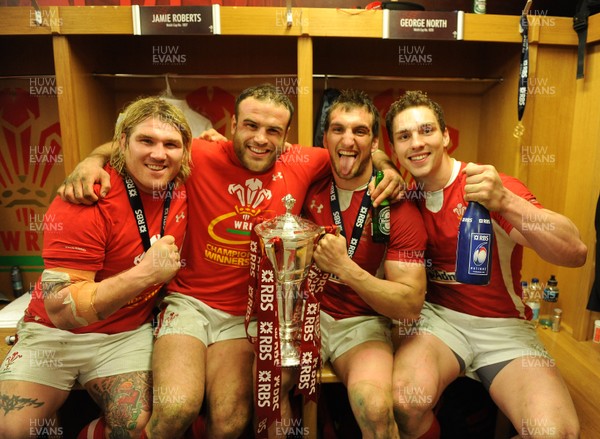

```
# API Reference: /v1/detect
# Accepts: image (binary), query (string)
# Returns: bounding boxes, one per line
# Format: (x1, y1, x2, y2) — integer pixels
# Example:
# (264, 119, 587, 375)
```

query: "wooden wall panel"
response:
(477, 41, 596, 340)
(522, 45, 600, 339)
(477, 49, 522, 176)
(434, 94, 481, 164)
(53, 36, 115, 170)
(297, 36, 313, 146)
(518, 45, 579, 293)
(476, 41, 597, 339)
(559, 43, 600, 340)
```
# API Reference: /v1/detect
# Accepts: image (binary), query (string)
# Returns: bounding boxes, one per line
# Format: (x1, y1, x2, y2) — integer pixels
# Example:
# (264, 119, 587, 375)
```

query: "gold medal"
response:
(513, 121, 525, 139)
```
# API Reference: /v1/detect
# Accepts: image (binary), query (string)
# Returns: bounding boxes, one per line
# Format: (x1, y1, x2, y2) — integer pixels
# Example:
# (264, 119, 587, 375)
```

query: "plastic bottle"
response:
(455, 202, 493, 285)
(10, 266, 24, 298)
(521, 280, 529, 304)
(593, 320, 600, 343)
(526, 277, 542, 327)
(551, 308, 562, 332)
(540, 274, 559, 328)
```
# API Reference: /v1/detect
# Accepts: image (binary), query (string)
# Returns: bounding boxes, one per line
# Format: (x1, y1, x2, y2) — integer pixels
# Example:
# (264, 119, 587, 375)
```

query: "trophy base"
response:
(280, 341, 300, 367)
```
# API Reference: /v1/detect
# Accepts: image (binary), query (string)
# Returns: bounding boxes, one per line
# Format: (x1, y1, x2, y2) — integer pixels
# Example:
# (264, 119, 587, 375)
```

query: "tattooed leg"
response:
(0, 393, 44, 415)
(85, 371, 152, 439)
(0, 380, 69, 439)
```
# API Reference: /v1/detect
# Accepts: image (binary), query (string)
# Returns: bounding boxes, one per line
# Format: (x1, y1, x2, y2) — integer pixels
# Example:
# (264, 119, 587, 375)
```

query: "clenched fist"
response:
(313, 234, 351, 276)
(138, 235, 181, 285)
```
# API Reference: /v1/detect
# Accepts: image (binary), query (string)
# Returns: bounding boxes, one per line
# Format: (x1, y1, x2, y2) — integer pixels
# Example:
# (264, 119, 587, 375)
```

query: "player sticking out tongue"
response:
(338, 151, 357, 177)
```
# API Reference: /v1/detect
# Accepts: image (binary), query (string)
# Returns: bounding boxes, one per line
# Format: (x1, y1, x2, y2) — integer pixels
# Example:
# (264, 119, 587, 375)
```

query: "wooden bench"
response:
(0, 326, 16, 361)
(0, 297, 25, 363)
(535, 327, 600, 438)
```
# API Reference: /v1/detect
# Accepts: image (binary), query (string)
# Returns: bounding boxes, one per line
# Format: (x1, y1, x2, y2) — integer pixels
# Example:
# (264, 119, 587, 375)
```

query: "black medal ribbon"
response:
(124, 175, 174, 251)
(517, 12, 529, 123)
(329, 170, 375, 259)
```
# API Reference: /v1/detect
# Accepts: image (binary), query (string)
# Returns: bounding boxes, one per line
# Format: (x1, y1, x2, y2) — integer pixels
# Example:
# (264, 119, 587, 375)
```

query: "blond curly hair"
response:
(109, 96, 193, 187)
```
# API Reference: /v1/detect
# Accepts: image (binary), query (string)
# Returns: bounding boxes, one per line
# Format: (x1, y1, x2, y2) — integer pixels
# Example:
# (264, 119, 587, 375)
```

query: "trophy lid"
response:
(254, 194, 321, 242)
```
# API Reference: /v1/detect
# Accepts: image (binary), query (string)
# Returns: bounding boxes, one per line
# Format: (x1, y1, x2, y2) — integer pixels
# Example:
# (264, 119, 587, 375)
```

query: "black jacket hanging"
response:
(313, 88, 341, 148)
(574, 0, 600, 78)
(587, 192, 600, 311)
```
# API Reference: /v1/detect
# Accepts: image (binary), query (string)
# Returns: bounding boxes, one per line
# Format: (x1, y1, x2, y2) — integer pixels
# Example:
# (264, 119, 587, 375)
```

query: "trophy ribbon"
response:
(296, 225, 336, 404)
(245, 216, 264, 345)
(248, 223, 336, 437)
(254, 237, 283, 438)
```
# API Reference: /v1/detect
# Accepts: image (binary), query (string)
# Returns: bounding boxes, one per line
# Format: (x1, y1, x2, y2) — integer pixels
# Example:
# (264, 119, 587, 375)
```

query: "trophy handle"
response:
(314, 225, 340, 246)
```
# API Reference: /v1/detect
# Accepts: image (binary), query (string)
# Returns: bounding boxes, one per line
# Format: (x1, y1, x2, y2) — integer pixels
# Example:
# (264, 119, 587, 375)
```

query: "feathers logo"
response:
(205, 179, 272, 265)
(0, 85, 63, 272)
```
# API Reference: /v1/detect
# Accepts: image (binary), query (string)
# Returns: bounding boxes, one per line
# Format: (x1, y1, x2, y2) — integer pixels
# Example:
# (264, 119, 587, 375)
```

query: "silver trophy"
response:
(254, 194, 322, 367)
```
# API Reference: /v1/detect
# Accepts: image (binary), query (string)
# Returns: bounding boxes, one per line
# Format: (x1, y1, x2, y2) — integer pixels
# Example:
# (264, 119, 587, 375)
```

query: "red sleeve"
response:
(190, 138, 222, 162)
(306, 146, 332, 183)
(386, 200, 428, 264)
(41, 196, 108, 272)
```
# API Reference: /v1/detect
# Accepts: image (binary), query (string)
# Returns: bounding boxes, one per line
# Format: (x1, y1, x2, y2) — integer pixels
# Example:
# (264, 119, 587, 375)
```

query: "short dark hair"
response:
(324, 89, 380, 136)
(235, 84, 295, 130)
(385, 90, 446, 140)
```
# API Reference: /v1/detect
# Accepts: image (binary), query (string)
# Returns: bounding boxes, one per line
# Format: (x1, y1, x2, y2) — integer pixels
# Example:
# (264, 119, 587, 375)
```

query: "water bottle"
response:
(540, 274, 559, 328)
(521, 280, 529, 304)
(10, 266, 24, 298)
(527, 277, 542, 327)
(455, 202, 493, 285)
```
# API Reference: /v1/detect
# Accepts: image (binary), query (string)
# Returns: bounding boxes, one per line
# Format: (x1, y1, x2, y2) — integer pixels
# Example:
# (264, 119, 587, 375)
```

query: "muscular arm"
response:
(463, 163, 587, 267)
(313, 234, 426, 320)
(44, 235, 181, 329)
(57, 142, 113, 204)
(501, 195, 586, 267)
